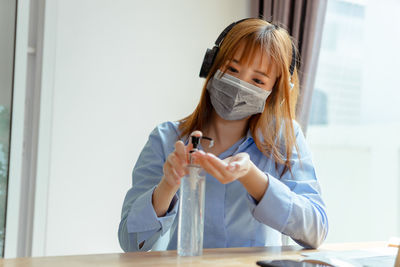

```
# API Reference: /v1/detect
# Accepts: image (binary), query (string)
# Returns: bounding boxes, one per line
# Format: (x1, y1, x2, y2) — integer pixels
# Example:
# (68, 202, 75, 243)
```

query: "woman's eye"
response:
(227, 66, 238, 73)
(253, 78, 264, 85)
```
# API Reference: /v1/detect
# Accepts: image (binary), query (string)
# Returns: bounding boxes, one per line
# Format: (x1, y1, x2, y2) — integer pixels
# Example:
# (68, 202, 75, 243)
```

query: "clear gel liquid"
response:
(177, 165, 206, 256)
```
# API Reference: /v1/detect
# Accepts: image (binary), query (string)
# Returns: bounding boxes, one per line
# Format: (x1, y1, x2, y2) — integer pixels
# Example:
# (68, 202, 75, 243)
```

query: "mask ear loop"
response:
(280, 76, 295, 106)
(201, 136, 214, 148)
(289, 77, 294, 90)
(280, 43, 296, 106)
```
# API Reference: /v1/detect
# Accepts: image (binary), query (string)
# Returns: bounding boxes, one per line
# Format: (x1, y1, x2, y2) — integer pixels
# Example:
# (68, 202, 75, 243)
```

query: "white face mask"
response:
(206, 70, 272, 120)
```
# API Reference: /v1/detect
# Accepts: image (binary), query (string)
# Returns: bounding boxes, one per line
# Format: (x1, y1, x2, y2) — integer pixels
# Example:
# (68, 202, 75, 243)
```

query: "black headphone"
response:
(199, 18, 297, 81)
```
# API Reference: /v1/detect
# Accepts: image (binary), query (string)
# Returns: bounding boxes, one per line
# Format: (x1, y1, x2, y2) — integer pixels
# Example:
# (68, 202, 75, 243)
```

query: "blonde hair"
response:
(178, 18, 300, 177)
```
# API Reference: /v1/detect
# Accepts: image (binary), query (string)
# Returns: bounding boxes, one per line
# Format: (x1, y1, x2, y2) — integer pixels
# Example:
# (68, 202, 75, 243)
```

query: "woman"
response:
(118, 18, 328, 252)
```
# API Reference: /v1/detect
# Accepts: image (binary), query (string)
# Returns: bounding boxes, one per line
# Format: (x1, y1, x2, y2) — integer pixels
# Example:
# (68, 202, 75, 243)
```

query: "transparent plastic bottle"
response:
(177, 164, 206, 256)
(177, 132, 213, 256)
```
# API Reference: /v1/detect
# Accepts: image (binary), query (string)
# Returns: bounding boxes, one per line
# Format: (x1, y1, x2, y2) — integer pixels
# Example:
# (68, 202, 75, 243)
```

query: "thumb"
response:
(228, 153, 249, 169)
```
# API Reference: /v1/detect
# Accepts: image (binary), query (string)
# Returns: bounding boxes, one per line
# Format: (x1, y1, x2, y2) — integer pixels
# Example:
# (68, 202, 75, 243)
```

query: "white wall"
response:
(35, 0, 250, 256)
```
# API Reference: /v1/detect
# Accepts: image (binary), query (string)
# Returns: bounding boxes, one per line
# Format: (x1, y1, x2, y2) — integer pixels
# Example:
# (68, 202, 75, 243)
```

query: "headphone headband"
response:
(199, 18, 297, 78)
(214, 18, 249, 47)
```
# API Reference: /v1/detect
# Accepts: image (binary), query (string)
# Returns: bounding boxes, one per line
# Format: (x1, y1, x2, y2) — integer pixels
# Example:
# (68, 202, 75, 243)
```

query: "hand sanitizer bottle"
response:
(177, 131, 213, 256)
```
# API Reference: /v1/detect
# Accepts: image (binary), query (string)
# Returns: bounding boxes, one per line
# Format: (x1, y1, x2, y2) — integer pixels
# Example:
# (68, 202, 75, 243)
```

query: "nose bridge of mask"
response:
(216, 70, 270, 99)
(218, 76, 269, 111)
(209, 74, 239, 98)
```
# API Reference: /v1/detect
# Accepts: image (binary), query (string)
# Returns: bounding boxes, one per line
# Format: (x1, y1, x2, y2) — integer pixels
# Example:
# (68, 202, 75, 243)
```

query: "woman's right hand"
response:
(153, 132, 200, 217)
(153, 140, 191, 217)
(161, 140, 192, 191)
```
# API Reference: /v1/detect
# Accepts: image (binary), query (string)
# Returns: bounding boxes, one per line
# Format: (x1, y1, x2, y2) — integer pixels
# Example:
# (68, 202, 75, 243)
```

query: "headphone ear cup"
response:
(199, 46, 219, 78)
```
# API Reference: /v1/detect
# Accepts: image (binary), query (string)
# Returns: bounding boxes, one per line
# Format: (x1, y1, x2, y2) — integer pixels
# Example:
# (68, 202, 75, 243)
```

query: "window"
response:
(308, 0, 400, 242)
(0, 0, 17, 256)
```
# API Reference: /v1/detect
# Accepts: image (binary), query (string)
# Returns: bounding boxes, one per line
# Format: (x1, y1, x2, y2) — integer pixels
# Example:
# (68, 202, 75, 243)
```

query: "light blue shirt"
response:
(118, 120, 328, 252)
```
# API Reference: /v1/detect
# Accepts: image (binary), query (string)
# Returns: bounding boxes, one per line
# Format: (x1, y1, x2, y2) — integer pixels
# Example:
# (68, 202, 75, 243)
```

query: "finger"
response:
(190, 150, 206, 165)
(164, 161, 181, 184)
(164, 161, 179, 180)
(226, 158, 243, 171)
(206, 154, 244, 183)
(227, 153, 249, 171)
(227, 162, 239, 171)
(205, 153, 229, 173)
(196, 153, 226, 183)
(193, 151, 226, 170)
(174, 141, 187, 164)
(236, 152, 250, 163)
(164, 168, 177, 186)
(222, 157, 236, 171)
(167, 153, 186, 177)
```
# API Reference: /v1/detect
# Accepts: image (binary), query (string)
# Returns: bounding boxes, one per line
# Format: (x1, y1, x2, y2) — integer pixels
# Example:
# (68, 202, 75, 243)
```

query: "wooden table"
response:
(0, 241, 391, 267)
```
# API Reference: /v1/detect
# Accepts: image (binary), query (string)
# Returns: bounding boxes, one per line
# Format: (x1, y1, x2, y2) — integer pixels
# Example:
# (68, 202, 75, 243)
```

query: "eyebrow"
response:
(255, 70, 270, 78)
(231, 59, 270, 78)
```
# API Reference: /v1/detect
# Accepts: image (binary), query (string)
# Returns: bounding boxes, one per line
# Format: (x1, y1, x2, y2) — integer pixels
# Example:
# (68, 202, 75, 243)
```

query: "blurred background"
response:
(0, 0, 399, 258)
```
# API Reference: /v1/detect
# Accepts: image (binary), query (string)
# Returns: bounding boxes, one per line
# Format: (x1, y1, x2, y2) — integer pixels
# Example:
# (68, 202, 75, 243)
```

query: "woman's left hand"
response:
(191, 151, 253, 184)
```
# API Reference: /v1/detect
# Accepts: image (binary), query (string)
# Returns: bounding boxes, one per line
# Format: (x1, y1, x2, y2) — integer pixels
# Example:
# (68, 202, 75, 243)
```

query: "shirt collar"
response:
(239, 128, 254, 149)
(182, 128, 255, 147)
(245, 128, 253, 141)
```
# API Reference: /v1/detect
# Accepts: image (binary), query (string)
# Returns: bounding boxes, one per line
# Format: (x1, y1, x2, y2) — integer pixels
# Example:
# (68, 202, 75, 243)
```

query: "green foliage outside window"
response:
(0, 105, 11, 257)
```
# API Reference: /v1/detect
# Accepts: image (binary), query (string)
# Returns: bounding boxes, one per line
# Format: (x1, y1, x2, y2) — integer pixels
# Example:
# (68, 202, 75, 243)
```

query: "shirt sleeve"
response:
(246, 121, 329, 248)
(118, 122, 180, 252)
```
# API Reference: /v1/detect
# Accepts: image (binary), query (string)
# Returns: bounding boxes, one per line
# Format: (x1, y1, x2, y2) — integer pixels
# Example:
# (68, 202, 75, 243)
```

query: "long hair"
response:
(178, 18, 300, 177)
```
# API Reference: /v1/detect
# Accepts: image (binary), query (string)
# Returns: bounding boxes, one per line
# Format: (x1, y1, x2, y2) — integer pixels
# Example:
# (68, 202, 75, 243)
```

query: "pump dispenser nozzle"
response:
(191, 133, 201, 151)
(189, 131, 213, 164)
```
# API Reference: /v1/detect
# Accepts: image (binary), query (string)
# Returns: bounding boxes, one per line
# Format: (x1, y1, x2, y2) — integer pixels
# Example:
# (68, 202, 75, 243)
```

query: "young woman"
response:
(118, 18, 328, 252)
